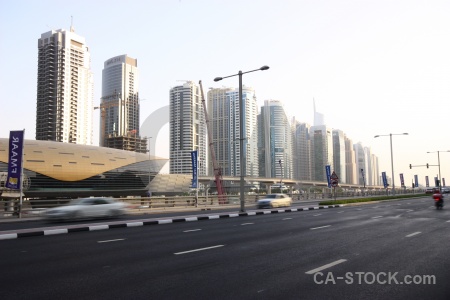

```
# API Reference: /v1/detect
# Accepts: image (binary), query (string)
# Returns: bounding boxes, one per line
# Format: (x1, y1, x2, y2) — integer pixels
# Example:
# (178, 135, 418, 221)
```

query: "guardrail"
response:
(0, 189, 424, 219)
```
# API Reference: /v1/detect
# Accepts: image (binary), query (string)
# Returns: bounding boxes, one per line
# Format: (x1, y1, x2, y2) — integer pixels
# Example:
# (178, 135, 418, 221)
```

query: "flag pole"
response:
(19, 129, 25, 218)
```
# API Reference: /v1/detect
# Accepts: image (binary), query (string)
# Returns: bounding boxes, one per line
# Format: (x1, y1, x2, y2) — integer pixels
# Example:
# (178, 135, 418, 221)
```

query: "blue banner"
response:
(400, 173, 405, 187)
(414, 175, 419, 188)
(425, 176, 429, 187)
(382, 172, 388, 188)
(6, 130, 25, 190)
(190, 150, 198, 188)
(325, 165, 331, 188)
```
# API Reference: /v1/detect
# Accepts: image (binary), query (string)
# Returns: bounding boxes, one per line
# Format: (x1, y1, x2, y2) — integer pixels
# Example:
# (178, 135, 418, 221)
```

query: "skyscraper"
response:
(258, 100, 292, 180)
(292, 118, 311, 181)
(169, 81, 206, 175)
(310, 125, 333, 181)
(36, 27, 94, 144)
(100, 54, 146, 152)
(332, 129, 346, 184)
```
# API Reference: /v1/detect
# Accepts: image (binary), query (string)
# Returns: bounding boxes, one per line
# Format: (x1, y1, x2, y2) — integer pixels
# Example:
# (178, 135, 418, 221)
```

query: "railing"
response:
(0, 189, 426, 219)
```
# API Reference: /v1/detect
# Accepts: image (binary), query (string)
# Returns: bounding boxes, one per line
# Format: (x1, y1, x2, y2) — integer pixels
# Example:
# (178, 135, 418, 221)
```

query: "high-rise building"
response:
(344, 136, 357, 184)
(310, 125, 333, 182)
(354, 142, 366, 186)
(292, 118, 311, 181)
(169, 81, 206, 175)
(36, 27, 94, 144)
(100, 54, 146, 152)
(206, 87, 233, 176)
(258, 100, 292, 180)
(332, 129, 346, 184)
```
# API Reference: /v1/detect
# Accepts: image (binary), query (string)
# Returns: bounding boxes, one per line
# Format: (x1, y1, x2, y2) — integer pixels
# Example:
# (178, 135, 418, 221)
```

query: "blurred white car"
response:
(257, 194, 292, 209)
(43, 197, 127, 221)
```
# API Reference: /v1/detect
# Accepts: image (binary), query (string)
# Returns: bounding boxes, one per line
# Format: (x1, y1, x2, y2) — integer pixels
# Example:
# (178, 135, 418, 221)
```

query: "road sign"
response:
(330, 171, 339, 180)
(331, 179, 339, 187)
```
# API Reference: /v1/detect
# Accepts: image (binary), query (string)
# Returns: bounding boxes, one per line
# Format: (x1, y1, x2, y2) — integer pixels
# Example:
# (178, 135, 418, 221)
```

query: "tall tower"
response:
(310, 125, 333, 181)
(332, 129, 346, 184)
(169, 81, 206, 175)
(100, 54, 146, 152)
(36, 28, 94, 144)
(292, 118, 311, 181)
(258, 100, 292, 179)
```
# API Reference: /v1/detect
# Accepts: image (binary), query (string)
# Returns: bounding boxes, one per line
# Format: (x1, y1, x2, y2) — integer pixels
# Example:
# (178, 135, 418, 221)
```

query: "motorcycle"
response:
(433, 193, 444, 210)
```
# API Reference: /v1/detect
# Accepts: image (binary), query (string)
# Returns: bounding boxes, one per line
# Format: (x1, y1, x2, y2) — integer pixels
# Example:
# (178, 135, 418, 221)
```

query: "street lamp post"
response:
(279, 159, 283, 189)
(147, 136, 152, 188)
(427, 150, 450, 192)
(214, 65, 269, 212)
(374, 133, 408, 195)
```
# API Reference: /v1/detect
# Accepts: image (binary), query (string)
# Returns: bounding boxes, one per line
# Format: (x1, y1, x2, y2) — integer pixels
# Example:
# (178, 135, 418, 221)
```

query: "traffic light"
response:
(427, 163, 429, 168)
(409, 164, 412, 169)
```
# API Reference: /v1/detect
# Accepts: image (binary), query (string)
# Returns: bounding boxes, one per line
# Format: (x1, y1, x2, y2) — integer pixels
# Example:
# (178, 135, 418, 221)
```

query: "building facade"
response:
(310, 125, 333, 182)
(36, 28, 94, 145)
(100, 54, 146, 152)
(332, 129, 347, 184)
(292, 118, 311, 181)
(258, 100, 292, 180)
(169, 81, 206, 175)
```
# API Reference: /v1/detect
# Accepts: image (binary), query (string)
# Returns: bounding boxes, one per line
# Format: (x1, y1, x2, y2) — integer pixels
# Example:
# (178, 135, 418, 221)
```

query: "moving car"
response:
(257, 193, 292, 209)
(43, 197, 127, 221)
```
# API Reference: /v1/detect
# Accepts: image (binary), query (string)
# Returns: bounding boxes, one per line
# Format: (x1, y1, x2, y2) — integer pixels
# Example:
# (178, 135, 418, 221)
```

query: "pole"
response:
(19, 129, 25, 218)
(239, 71, 245, 213)
(390, 133, 395, 195)
(438, 151, 442, 192)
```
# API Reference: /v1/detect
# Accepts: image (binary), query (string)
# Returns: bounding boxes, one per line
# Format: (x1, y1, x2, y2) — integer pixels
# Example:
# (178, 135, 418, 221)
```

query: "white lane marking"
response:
(372, 216, 383, 219)
(337, 211, 344, 214)
(0, 234, 17, 240)
(446, 220, 450, 222)
(89, 225, 109, 231)
(183, 229, 202, 232)
(406, 232, 421, 238)
(185, 217, 198, 221)
(405, 210, 414, 212)
(310, 225, 331, 230)
(127, 222, 143, 227)
(98, 238, 125, 243)
(241, 223, 254, 226)
(174, 244, 224, 255)
(44, 229, 68, 235)
(282, 218, 293, 220)
(313, 214, 322, 216)
(305, 259, 347, 274)
(356, 208, 363, 211)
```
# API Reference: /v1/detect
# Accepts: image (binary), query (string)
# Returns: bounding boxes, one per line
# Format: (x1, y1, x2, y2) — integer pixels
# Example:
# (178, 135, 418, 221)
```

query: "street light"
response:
(214, 65, 269, 212)
(374, 133, 408, 195)
(146, 136, 152, 188)
(427, 150, 450, 192)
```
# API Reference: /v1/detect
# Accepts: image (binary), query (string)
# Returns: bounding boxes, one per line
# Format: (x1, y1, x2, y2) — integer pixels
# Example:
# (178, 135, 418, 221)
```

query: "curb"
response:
(0, 204, 343, 240)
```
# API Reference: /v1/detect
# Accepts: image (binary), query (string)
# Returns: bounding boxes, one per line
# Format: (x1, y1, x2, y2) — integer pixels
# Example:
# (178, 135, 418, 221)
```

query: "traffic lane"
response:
(3, 203, 449, 299)
(0, 199, 325, 232)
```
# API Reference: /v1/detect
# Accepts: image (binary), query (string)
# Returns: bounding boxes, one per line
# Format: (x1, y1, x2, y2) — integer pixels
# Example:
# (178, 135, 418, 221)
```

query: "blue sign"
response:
(400, 173, 405, 187)
(361, 168, 366, 188)
(190, 150, 198, 188)
(414, 175, 419, 188)
(325, 165, 331, 188)
(382, 172, 388, 188)
(6, 130, 25, 190)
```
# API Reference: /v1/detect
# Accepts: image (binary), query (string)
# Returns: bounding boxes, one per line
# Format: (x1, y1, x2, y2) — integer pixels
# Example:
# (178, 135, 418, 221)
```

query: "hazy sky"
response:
(1, 0, 450, 185)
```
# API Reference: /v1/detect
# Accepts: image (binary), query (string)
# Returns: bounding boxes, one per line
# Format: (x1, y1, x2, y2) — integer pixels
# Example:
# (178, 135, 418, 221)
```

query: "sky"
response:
(1, 0, 450, 186)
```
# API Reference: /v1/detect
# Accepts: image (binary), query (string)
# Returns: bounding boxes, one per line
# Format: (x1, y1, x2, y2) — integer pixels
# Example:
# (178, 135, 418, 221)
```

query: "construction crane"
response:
(199, 80, 227, 204)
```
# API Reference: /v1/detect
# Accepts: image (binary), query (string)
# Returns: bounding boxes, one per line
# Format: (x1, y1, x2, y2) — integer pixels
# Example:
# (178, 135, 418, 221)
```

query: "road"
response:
(1, 196, 449, 299)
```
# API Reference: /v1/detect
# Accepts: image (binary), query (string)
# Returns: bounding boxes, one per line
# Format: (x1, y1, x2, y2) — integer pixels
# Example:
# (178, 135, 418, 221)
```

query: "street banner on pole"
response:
(325, 165, 331, 188)
(414, 175, 419, 188)
(361, 168, 366, 188)
(190, 150, 198, 188)
(382, 172, 388, 188)
(443, 178, 446, 187)
(425, 176, 429, 187)
(400, 173, 405, 187)
(6, 130, 25, 190)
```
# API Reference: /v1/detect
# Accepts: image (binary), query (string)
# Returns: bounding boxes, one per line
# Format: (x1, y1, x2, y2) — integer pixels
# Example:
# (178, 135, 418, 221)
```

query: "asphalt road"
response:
(1, 196, 449, 299)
